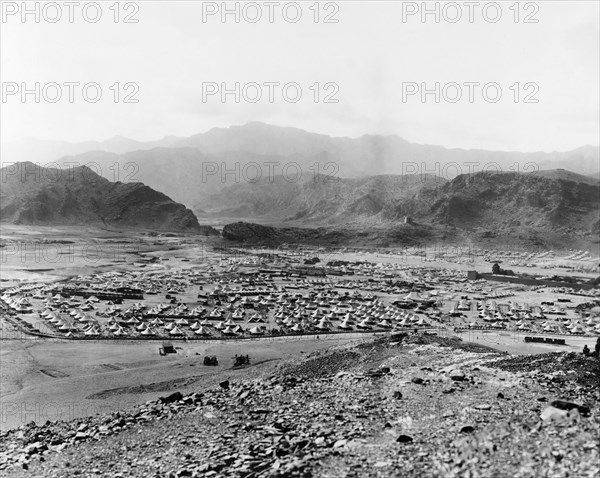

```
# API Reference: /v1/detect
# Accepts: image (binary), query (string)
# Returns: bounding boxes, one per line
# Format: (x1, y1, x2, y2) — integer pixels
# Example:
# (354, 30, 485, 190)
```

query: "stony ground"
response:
(1, 333, 598, 478)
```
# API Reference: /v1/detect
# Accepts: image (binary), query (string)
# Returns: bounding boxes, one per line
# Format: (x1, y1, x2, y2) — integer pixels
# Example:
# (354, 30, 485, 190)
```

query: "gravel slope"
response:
(1, 334, 598, 478)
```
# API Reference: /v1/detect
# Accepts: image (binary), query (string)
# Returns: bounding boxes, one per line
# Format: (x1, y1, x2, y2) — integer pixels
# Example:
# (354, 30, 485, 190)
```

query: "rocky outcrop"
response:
(0, 162, 218, 234)
(432, 170, 600, 231)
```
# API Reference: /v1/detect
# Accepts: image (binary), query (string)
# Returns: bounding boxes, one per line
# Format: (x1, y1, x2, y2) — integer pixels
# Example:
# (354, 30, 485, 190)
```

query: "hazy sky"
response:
(1, 1, 598, 151)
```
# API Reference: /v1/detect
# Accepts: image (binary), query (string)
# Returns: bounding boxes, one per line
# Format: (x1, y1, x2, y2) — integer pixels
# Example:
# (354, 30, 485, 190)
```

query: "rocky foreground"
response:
(1, 334, 598, 478)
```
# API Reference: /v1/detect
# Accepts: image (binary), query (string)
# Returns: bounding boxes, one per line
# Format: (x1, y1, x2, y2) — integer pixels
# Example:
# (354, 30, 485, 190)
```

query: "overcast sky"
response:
(1, 1, 598, 151)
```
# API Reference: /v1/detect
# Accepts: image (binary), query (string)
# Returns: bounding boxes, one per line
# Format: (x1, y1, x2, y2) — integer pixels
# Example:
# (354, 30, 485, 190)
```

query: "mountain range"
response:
(3, 121, 598, 179)
(1, 123, 598, 249)
(4, 123, 597, 219)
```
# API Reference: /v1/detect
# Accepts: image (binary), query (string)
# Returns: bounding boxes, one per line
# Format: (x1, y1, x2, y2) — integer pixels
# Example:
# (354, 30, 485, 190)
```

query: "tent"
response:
(404, 291, 422, 301)
(221, 326, 236, 336)
(194, 326, 209, 335)
(169, 326, 184, 336)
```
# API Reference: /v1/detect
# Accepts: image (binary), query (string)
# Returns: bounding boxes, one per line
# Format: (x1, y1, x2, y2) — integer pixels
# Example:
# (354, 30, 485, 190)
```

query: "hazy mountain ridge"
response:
(183, 123, 600, 178)
(3, 122, 599, 179)
(39, 148, 338, 210)
(0, 162, 215, 233)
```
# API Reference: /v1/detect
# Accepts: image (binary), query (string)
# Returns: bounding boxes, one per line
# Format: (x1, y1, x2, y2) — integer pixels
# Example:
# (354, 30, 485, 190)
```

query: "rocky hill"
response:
(1, 333, 598, 477)
(431, 170, 600, 233)
(0, 162, 217, 233)
(218, 170, 599, 248)
(221, 221, 441, 248)
(203, 174, 444, 224)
